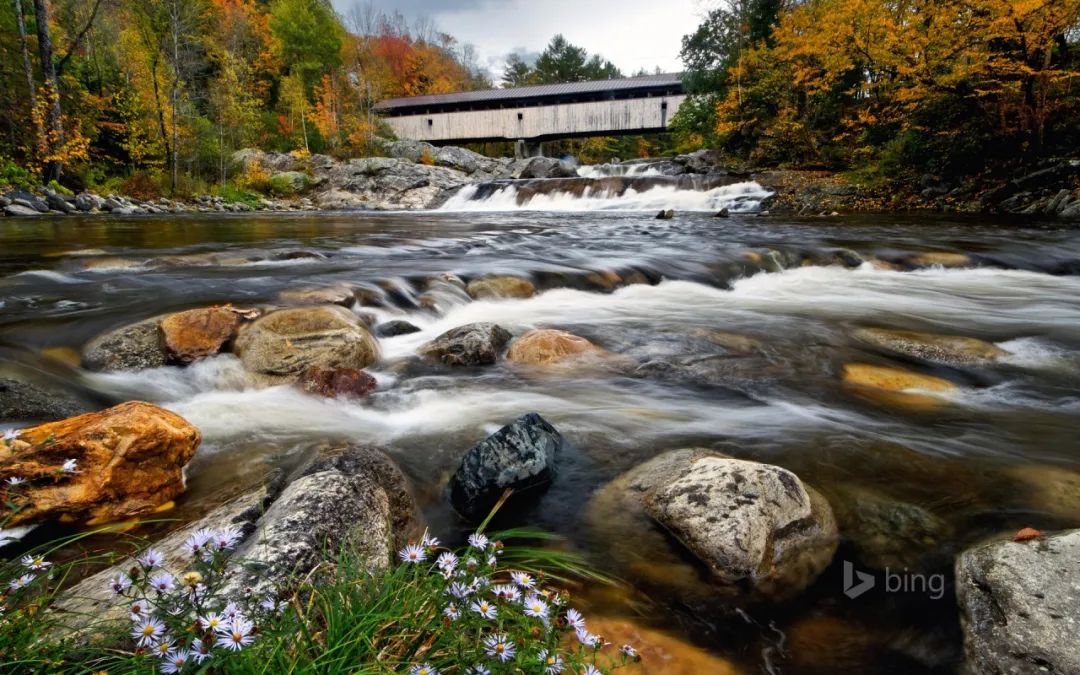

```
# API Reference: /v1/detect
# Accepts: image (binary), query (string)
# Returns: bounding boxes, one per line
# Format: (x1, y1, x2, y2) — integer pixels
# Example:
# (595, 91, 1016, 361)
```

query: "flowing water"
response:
(2, 176, 1080, 673)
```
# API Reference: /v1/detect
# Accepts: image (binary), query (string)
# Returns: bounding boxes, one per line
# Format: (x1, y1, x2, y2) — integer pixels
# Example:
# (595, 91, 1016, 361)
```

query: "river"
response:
(2, 180, 1080, 673)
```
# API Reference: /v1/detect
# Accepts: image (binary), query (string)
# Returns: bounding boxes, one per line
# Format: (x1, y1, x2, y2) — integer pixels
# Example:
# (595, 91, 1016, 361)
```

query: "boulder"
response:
(418, 322, 511, 366)
(506, 329, 609, 367)
(853, 327, 1007, 366)
(587, 449, 838, 603)
(0, 378, 88, 423)
(234, 306, 379, 382)
(656, 209, 675, 219)
(586, 617, 743, 675)
(827, 484, 951, 570)
(449, 413, 563, 521)
(82, 316, 169, 372)
(160, 306, 242, 364)
(955, 529, 1080, 675)
(269, 171, 314, 195)
(4, 204, 40, 217)
(278, 285, 356, 307)
(74, 192, 102, 212)
(466, 275, 536, 300)
(374, 320, 422, 338)
(45, 192, 76, 214)
(298, 367, 377, 399)
(841, 363, 957, 410)
(0, 401, 200, 526)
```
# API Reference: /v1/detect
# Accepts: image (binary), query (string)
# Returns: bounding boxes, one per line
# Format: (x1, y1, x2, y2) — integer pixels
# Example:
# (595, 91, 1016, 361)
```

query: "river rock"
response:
(587, 449, 838, 603)
(841, 363, 956, 410)
(0, 377, 88, 423)
(234, 306, 379, 381)
(418, 322, 511, 366)
(506, 329, 609, 367)
(449, 413, 563, 521)
(827, 484, 951, 570)
(74, 192, 103, 212)
(0, 401, 200, 526)
(82, 316, 169, 372)
(270, 171, 313, 195)
(45, 192, 76, 214)
(853, 327, 1007, 366)
(299, 367, 377, 399)
(904, 251, 973, 269)
(278, 285, 356, 307)
(955, 529, 1080, 675)
(4, 203, 40, 217)
(466, 275, 536, 300)
(586, 617, 742, 675)
(374, 319, 422, 337)
(160, 306, 242, 364)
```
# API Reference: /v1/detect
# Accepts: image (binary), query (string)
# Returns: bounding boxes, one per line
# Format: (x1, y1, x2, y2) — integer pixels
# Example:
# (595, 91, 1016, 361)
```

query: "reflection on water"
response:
(2, 211, 1080, 673)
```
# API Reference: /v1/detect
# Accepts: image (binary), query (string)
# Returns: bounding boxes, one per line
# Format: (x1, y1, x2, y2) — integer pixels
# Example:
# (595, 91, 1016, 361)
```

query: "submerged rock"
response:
(418, 322, 511, 366)
(827, 484, 951, 570)
(853, 327, 1007, 366)
(506, 329, 609, 367)
(841, 363, 957, 410)
(588, 449, 837, 604)
(299, 366, 377, 399)
(466, 275, 536, 300)
(0, 401, 201, 526)
(160, 306, 243, 364)
(234, 306, 379, 381)
(956, 529, 1080, 675)
(82, 316, 169, 372)
(374, 319, 422, 337)
(586, 617, 743, 675)
(449, 413, 564, 521)
(0, 377, 88, 422)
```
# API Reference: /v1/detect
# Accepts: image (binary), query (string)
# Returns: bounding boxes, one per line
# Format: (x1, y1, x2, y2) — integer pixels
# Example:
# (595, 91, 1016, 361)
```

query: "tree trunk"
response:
(170, 1, 181, 193)
(33, 0, 65, 182)
(14, 0, 41, 147)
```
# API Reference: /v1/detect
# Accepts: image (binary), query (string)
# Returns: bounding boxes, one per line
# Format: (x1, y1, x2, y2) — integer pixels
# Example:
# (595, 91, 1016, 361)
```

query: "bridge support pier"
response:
(514, 140, 544, 159)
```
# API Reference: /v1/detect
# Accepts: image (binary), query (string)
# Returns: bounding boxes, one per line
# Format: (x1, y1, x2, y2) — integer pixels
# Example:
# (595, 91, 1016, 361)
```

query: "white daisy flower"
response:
(443, 603, 460, 621)
(523, 594, 549, 619)
(421, 531, 441, 548)
(510, 571, 535, 589)
(621, 644, 638, 658)
(221, 602, 243, 621)
(131, 616, 166, 647)
(61, 458, 78, 473)
(470, 599, 497, 619)
(260, 597, 286, 614)
(183, 528, 214, 556)
(161, 649, 191, 673)
(468, 667, 490, 675)
(149, 571, 176, 593)
(491, 584, 520, 601)
(483, 633, 515, 662)
(5, 476, 25, 486)
(8, 574, 35, 591)
(21, 555, 51, 571)
(215, 617, 255, 651)
(190, 638, 211, 663)
(576, 628, 601, 648)
(212, 525, 242, 551)
(486, 554, 497, 567)
(398, 543, 427, 564)
(137, 548, 165, 569)
(467, 533, 489, 549)
(153, 638, 176, 659)
(565, 608, 586, 630)
(2, 429, 20, 443)
(538, 649, 564, 674)
(198, 613, 225, 632)
(108, 573, 132, 595)
(446, 581, 471, 598)
(129, 598, 152, 618)
(410, 664, 438, 675)
(582, 667, 602, 675)
(435, 551, 458, 571)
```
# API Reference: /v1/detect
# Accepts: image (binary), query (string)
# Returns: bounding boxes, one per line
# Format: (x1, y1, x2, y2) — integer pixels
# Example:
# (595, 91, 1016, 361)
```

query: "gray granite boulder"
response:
(82, 316, 169, 372)
(418, 322, 511, 366)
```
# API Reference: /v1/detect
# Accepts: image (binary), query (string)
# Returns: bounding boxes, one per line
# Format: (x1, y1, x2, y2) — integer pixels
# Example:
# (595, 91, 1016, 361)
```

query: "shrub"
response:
(216, 183, 263, 208)
(120, 170, 165, 201)
(235, 160, 272, 194)
(0, 158, 36, 191)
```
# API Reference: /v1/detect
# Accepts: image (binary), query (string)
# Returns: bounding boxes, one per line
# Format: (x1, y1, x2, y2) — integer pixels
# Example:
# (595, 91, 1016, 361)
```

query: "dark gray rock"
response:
(45, 192, 76, 214)
(0, 378, 89, 423)
(82, 316, 169, 372)
(4, 204, 40, 217)
(374, 320, 422, 338)
(828, 484, 951, 570)
(74, 192, 102, 212)
(418, 322, 511, 366)
(656, 209, 675, 219)
(449, 413, 563, 521)
(956, 529, 1080, 675)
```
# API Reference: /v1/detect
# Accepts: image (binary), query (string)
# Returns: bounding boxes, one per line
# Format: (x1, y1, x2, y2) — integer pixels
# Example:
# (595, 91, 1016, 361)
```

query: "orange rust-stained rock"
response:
(506, 329, 608, 367)
(298, 367, 377, 399)
(160, 306, 242, 363)
(584, 617, 743, 675)
(1013, 527, 1043, 542)
(0, 401, 201, 526)
(841, 363, 957, 411)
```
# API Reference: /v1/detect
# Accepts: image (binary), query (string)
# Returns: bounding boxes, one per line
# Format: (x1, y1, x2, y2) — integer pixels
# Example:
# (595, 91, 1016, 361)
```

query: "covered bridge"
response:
(373, 73, 686, 155)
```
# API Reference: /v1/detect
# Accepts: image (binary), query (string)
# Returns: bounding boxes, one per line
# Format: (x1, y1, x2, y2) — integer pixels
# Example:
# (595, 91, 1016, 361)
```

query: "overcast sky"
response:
(329, 0, 709, 81)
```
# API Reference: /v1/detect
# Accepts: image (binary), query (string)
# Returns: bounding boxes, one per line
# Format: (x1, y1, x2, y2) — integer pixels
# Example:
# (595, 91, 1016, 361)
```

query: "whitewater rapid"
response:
(439, 180, 773, 212)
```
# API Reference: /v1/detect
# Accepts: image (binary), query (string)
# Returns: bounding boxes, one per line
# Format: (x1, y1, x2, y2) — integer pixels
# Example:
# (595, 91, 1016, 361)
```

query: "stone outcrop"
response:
(587, 449, 838, 603)
(234, 305, 379, 381)
(449, 413, 564, 521)
(160, 306, 244, 364)
(465, 275, 537, 300)
(853, 327, 1008, 366)
(955, 529, 1080, 675)
(418, 322, 511, 366)
(0, 401, 201, 526)
(82, 316, 169, 372)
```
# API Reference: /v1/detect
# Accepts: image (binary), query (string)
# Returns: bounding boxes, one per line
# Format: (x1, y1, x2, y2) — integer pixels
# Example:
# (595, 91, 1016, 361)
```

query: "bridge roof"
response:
(373, 73, 682, 113)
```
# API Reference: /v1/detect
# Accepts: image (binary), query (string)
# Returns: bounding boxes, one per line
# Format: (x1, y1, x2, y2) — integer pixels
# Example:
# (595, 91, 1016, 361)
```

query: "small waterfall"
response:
(440, 175, 773, 213)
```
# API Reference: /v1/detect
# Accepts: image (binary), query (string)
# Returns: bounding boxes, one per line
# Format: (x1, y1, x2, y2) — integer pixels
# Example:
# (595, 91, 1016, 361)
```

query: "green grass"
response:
(216, 183, 264, 208)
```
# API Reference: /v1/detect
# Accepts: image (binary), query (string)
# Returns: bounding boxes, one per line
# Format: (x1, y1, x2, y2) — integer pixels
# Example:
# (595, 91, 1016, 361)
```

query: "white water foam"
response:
(439, 180, 773, 213)
(576, 163, 666, 178)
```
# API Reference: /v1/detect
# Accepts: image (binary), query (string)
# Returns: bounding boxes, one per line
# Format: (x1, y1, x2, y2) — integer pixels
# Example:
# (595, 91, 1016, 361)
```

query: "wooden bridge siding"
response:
(382, 95, 687, 142)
